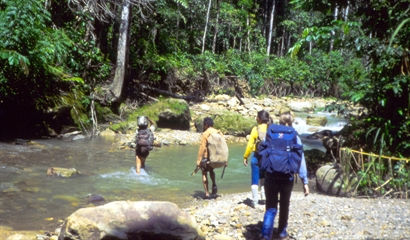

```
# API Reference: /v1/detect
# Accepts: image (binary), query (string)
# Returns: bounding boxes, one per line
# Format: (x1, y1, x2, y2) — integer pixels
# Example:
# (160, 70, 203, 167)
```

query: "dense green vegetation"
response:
(0, 0, 408, 195)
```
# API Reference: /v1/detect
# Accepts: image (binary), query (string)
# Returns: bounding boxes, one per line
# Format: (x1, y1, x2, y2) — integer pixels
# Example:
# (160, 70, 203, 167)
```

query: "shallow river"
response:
(0, 139, 263, 231)
(0, 113, 345, 231)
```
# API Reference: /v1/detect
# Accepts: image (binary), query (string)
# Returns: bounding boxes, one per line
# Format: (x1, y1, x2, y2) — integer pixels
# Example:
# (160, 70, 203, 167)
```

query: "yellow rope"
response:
(341, 148, 410, 162)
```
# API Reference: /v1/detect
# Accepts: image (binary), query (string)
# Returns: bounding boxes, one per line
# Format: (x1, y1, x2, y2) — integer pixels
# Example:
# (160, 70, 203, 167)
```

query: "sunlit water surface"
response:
(0, 139, 257, 231)
(0, 113, 345, 231)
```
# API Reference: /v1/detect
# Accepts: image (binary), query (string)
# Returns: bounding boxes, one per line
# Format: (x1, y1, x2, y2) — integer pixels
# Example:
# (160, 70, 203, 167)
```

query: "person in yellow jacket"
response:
(243, 110, 271, 207)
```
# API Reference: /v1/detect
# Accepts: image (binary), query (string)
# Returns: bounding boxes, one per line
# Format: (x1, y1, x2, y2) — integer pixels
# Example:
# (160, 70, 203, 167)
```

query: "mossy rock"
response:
(195, 111, 254, 136)
(110, 98, 191, 133)
(95, 103, 118, 123)
(306, 115, 328, 126)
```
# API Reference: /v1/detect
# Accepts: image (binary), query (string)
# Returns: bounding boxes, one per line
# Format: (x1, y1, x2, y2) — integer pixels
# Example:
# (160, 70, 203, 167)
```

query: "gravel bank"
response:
(184, 191, 410, 240)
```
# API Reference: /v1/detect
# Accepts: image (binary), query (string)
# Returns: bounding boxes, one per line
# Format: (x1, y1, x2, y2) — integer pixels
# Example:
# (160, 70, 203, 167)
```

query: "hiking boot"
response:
(251, 184, 259, 206)
(211, 185, 217, 195)
(279, 227, 288, 239)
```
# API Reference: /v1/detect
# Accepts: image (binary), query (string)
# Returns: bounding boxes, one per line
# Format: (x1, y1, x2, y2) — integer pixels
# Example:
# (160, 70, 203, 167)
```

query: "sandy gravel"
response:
(184, 191, 410, 240)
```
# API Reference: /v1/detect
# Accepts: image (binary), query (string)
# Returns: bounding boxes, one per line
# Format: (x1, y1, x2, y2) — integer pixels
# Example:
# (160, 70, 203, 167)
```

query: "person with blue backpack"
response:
(258, 109, 309, 240)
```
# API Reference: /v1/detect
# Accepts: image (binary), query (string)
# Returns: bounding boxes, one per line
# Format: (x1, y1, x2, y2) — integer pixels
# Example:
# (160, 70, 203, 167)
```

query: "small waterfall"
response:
(293, 114, 347, 136)
(292, 112, 347, 151)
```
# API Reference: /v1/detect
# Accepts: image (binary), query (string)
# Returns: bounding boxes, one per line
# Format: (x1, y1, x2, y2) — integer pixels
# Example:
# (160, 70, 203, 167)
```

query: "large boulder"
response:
(99, 128, 117, 141)
(59, 201, 204, 240)
(157, 100, 191, 130)
(288, 100, 314, 112)
(306, 115, 328, 126)
(316, 164, 346, 196)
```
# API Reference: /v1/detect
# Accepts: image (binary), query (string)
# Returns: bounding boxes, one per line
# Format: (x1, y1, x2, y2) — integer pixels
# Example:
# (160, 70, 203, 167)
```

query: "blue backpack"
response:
(258, 124, 303, 174)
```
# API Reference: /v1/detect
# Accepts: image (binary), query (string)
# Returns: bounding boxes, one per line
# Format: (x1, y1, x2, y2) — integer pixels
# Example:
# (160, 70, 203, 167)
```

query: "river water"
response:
(0, 112, 346, 231)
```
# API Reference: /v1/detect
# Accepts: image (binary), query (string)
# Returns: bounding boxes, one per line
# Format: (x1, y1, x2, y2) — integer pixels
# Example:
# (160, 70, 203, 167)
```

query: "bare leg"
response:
(140, 157, 146, 169)
(202, 171, 209, 197)
(209, 169, 216, 186)
(136, 156, 141, 174)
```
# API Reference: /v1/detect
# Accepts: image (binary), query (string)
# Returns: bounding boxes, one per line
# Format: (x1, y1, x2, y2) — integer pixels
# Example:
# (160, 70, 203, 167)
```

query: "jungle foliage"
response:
(0, 0, 408, 161)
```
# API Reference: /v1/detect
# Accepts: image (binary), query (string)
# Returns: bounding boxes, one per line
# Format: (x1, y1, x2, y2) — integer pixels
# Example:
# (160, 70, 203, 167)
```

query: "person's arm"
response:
(297, 136, 310, 196)
(298, 153, 308, 185)
(147, 117, 156, 132)
(197, 131, 208, 166)
(134, 129, 139, 148)
(243, 126, 258, 166)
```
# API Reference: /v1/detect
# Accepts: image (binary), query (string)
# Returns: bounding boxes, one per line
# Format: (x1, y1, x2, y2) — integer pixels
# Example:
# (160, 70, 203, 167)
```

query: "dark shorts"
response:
(136, 147, 150, 158)
(200, 158, 213, 172)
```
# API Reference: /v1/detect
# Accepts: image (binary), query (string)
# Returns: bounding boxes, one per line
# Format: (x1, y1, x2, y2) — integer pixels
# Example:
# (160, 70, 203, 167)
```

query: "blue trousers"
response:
(251, 153, 260, 185)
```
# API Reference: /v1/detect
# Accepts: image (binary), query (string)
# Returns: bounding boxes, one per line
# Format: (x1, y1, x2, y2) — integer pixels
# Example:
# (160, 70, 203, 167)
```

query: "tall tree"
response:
(212, 0, 220, 53)
(329, 4, 338, 52)
(266, 0, 276, 56)
(68, 0, 153, 102)
(111, 1, 131, 101)
(202, 0, 212, 53)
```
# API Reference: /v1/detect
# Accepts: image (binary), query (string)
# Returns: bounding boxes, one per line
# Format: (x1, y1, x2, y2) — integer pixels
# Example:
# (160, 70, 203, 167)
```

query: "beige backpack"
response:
(207, 132, 229, 168)
(255, 125, 267, 152)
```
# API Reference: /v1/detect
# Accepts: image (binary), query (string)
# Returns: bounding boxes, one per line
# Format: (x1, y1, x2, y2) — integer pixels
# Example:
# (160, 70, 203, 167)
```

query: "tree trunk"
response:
(212, 0, 220, 53)
(266, 0, 276, 56)
(263, 0, 268, 36)
(202, 0, 212, 54)
(343, 2, 349, 21)
(287, 32, 291, 51)
(176, 5, 180, 41)
(234, 27, 239, 50)
(280, 28, 285, 56)
(110, 0, 131, 102)
(329, 5, 338, 52)
(239, 28, 242, 52)
(341, 2, 349, 50)
(246, 13, 251, 52)
(226, 24, 231, 50)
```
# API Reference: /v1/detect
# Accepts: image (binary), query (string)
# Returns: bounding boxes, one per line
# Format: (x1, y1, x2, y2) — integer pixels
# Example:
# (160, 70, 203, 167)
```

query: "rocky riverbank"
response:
(2, 190, 409, 240)
(101, 95, 355, 149)
(2, 96, 406, 240)
(184, 191, 410, 240)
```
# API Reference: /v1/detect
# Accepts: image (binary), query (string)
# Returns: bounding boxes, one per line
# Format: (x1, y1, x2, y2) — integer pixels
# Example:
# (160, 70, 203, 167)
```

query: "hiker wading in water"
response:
(196, 117, 225, 198)
(134, 116, 154, 174)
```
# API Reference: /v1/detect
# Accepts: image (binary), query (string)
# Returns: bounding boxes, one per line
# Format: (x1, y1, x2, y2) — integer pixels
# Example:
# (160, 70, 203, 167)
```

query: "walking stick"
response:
(191, 166, 200, 176)
(221, 165, 226, 179)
